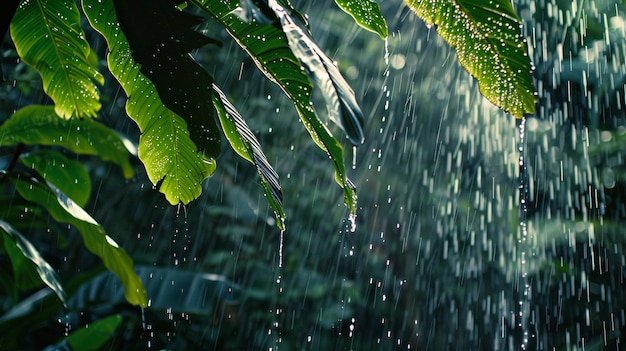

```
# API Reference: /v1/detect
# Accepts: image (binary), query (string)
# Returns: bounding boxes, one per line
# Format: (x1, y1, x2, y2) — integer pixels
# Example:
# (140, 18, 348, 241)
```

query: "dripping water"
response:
(516, 117, 535, 350)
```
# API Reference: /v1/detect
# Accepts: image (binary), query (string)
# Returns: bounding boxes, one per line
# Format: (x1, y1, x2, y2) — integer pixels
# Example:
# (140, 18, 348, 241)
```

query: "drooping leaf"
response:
(9, 0, 103, 118)
(335, 0, 388, 39)
(237, 0, 366, 146)
(11, 175, 147, 307)
(0, 105, 134, 178)
(0, 220, 66, 304)
(21, 150, 91, 208)
(112, 0, 222, 159)
(405, 0, 536, 117)
(191, 0, 358, 214)
(82, 0, 215, 205)
(212, 84, 285, 229)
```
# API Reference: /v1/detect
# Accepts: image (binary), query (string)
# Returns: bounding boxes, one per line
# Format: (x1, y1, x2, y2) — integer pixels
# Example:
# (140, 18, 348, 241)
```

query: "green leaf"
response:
(269, 1, 366, 146)
(191, 0, 358, 214)
(21, 150, 91, 208)
(112, 0, 222, 159)
(82, 0, 216, 205)
(0, 220, 66, 304)
(10, 0, 103, 118)
(212, 84, 286, 229)
(335, 0, 388, 39)
(0, 105, 134, 178)
(405, 0, 536, 117)
(66, 314, 122, 351)
(11, 175, 147, 307)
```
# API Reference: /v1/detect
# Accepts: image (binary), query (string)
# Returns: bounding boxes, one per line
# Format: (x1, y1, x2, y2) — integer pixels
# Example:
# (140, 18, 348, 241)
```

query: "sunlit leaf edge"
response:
(191, 0, 358, 213)
(81, 0, 215, 205)
(0, 105, 134, 178)
(10, 0, 103, 118)
(335, 0, 388, 39)
(405, 0, 536, 117)
(0, 219, 66, 304)
(212, 84, 286, 229)
(11, 176, 147, 307)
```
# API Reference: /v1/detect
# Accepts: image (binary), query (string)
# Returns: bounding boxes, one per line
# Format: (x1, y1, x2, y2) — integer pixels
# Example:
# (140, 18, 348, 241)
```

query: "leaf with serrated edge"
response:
(81, 0, 215, 205)
(405, 0, 536, 117)
(10, 0, 103, 118)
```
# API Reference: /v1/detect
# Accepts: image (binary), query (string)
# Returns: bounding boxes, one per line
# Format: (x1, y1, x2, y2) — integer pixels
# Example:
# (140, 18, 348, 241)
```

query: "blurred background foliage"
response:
(1, 0, 626, 350)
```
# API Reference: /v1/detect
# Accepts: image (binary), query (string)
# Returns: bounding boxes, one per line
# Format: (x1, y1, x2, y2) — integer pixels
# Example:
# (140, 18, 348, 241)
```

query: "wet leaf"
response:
(11, 175, 147, 307)
(21, 150, 91, 208)
(82, 0, 215, 205)
(271, 0, 366, 145)
(10, 0, 103, 118)
(0, 220, 66, 304)
(113, 0, 222, 159)
(405, 0, 536, 117)
(0, 105, 134, 178)
(191, 0, 358, 214)
(212, 84, 286, 229)
(335, 0, 388, 39)
(66, 314, 122, 351)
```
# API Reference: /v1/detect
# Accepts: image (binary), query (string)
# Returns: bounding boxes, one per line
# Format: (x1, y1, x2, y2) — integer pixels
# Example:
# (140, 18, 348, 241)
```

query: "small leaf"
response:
(405, 0, 536, 117)
(66, 314, 122, 351)
(82, 0, 215, 205)
(335, 0, 388, 39)
(0, 105, 134, 178)
(0, 219, 66, 304)
(212, 84, 286, 229)
(21, 150, 91, 208)
(11, 175, 147, 307)
(10, 0, 103, 118)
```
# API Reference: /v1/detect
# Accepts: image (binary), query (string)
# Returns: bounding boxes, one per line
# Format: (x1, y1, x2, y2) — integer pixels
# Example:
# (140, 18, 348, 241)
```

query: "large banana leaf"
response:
(0, 105, 134, 179)
(212, 84, 286, 229)
(10, 0, 103, 118)
(112, 0, 222, 159)
(21, 150, 92, 208)
(405, 0, 536, 118)
(191, 0, 358, 214)
(81, 0, 215, 205)
(10, 175, 147, 307)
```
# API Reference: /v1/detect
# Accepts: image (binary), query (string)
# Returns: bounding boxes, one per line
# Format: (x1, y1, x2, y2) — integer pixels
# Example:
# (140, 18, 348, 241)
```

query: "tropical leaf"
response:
(0, 220, 66, 304)
(65, 314, 122, 351)
(405, 0, 536, 117)
(21, 150, 91, 208)
(335, 0, 388, 39)
(68, 266, 240, 315)
(235, 0, 366, 146)
(10, 175, 147, 307)
(81, 0, 216, 205)
(212, 84, 286, 229)
(0, 105, 134, 178)
(112, 0, 222, 159)
(9, 0, 103, 118)
(191, 0, 358, 214)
